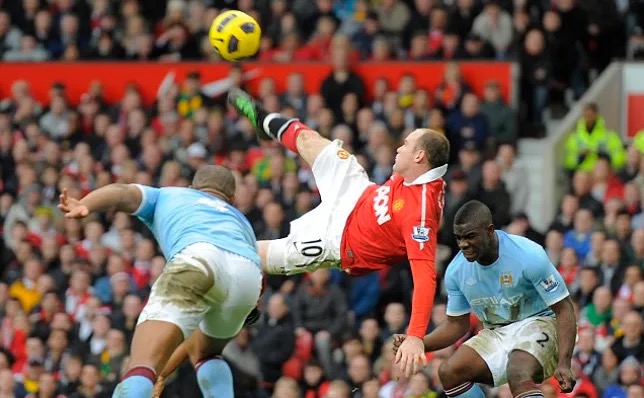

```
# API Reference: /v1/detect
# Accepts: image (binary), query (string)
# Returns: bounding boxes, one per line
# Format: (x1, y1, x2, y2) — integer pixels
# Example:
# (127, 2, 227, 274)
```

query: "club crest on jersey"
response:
(393, 199, 404, 212)
(411, 226, 430, 243)
(540, 274, 559, 292)
(337, 149, 350, 160)
(500, 273, 513, 288)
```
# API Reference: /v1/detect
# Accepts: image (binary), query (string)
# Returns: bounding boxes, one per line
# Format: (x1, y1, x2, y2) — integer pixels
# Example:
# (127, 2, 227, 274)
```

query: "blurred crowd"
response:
(1, 0, 644, 133)
(0, 0, 643, 398)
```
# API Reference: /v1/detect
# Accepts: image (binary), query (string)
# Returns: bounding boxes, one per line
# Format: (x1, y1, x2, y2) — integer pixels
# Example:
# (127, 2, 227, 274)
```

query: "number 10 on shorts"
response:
(294, 239, 323, 258)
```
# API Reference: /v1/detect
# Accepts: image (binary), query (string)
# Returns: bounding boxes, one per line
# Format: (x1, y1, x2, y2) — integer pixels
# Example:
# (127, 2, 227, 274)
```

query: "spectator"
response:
(519, 28, 548, 134)
(496, 143, 529, 215)
(473, 160, 511, 227)
(320, 35, 365, 121)
(439, 169, 471, 254)
(251, 293, 296, 388)
(222, 328, 263, 395)
(293, 269, 347, 377)
(447, 93, 489, 154)
(597, 239, 627, 294)
(375, 0, 410, 50)
(592, 348, 620, 395)
(68, 363, 108, 398)
(435, 62, 471, 113)
(348, 274, 380, 327)
(564, 103, 626, 174)
(358, 318, 382, 364)
(471, 0, 513, 58)
(610, 311, 644, 362)
(3, 35, 48, 61)
(301, 360, 330, 398)
(480, 80, 516, 146)
(581, 286, 613, 329)
(564, 208, 594, 260)
(601, 356, 642, 398)
(272, 376, 300, 398)
(574, 328, 602, 377)
(380, 303, 407, 342)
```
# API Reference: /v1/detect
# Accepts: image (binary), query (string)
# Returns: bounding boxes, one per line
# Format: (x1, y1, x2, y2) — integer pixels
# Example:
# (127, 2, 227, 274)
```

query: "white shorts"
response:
(138, 242, 263, 339)
(266, 140, 373, 275)
(463, 317, 559, 386)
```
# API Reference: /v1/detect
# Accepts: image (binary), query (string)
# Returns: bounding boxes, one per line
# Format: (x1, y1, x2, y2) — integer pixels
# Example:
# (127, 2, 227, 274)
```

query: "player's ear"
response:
(414, 149, 426, 164)
(486, 224, 495, 235)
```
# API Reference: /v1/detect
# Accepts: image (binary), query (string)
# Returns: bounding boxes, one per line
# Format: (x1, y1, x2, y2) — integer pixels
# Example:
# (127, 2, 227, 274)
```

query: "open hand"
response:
(57, 188, 89, 218)
(553, 365, 575, 393)
(394, 335, 427, 378)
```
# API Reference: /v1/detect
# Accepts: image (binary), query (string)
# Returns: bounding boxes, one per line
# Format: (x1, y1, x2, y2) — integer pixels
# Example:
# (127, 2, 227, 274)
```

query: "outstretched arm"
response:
(153, 341, 191, 397)
(58, 184, 143, 218)
(407, 259, 437, 338)
(393, 313, 470, 354)
(160, 341, 190, 379)
(423, 313, 470, 351)
(393, 259, 436, 378)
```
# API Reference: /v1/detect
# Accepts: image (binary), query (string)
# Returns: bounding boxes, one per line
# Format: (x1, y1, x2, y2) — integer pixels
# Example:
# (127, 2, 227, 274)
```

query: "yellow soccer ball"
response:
(209, 10, 261, 62)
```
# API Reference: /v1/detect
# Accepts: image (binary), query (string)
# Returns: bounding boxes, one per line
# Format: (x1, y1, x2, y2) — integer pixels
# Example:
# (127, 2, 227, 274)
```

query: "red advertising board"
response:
(0, 62, 513, 107)
(627, 94, 644, 138)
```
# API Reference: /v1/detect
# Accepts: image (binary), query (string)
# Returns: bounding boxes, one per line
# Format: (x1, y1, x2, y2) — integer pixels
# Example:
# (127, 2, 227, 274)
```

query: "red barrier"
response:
(0, 62, 513, 106)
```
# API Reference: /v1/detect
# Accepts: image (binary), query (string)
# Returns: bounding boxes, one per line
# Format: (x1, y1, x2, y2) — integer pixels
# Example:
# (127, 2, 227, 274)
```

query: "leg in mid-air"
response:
(436, 345, 492, 398)
(231, 90, 372, 276)
(228, 88, 332, 168)
(112, 257, 217, 398)
(256, 240, 271, 273)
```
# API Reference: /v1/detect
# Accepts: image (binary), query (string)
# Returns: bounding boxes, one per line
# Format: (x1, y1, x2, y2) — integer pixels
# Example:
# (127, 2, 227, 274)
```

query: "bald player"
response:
(229, 88, 449, 377)
(58, 165, 262, 398)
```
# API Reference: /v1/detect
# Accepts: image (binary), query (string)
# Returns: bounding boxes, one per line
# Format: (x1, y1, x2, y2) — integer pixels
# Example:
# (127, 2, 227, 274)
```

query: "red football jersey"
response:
(340, 167, 446, 337)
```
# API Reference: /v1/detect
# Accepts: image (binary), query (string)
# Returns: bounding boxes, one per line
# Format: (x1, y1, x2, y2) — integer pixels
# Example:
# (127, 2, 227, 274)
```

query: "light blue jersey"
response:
(131, 185, 260, 266)
(445, 231, 569, 328)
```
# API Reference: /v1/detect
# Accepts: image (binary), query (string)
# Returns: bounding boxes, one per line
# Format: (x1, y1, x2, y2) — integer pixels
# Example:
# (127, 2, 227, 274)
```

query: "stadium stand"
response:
(0, 0, 642, 397)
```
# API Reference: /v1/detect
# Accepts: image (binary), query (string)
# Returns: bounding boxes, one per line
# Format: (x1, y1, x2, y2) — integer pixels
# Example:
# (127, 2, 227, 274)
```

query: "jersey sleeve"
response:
(445, 261, 471, 316)
(524, 246, 570, 306)
(130, 184, 160, 224)
(407, 259, 437, 338)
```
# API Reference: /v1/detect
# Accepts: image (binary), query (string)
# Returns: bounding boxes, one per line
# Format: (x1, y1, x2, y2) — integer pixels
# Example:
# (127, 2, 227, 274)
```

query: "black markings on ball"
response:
(216, 13, 237, 32)
(240, 22, 255, 33)
(228, 36, 239, 53)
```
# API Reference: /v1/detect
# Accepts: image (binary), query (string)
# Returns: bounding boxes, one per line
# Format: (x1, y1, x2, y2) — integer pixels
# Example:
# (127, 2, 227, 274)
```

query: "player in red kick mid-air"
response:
(229, 88, 449, 377)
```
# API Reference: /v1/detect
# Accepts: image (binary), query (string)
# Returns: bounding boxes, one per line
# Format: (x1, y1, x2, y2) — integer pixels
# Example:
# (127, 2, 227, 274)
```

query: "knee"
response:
(506, 358, 539, 392)
(439, 359, 466, 389)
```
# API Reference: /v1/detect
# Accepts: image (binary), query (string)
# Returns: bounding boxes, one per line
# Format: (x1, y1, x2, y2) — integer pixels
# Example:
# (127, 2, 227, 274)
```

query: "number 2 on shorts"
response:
(536, 332, 549, 348)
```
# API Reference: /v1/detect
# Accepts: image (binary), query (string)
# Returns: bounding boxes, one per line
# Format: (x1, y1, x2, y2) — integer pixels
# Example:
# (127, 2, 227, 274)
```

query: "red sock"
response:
(279, 121, 308, 154)
(195, 354, 222, 372)
(122, 365, 156, 383)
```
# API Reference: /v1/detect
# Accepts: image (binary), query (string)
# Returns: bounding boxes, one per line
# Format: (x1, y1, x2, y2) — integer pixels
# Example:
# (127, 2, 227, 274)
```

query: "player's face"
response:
(393, 130, 422, 173)
(453, 223, 493, 262)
